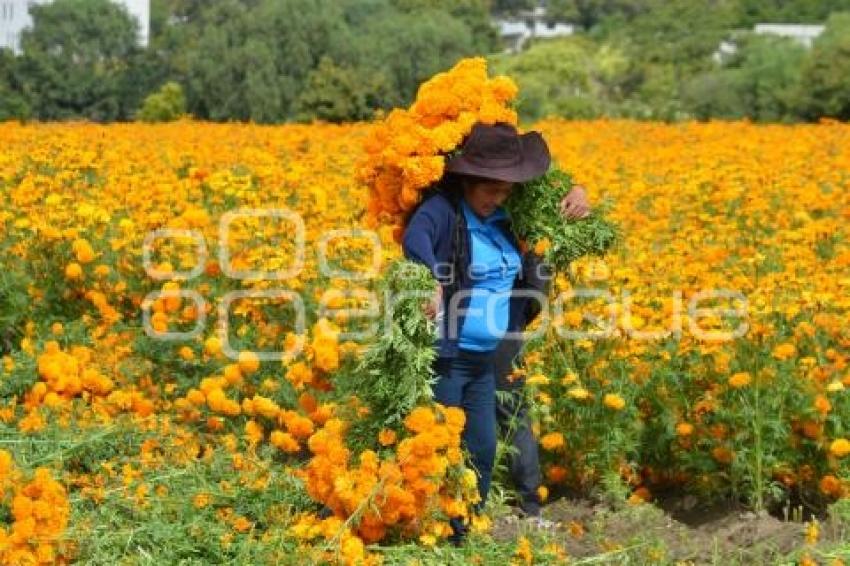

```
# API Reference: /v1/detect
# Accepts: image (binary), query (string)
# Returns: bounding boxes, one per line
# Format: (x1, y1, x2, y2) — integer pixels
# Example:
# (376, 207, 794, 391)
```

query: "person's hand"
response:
(559, 185, 591, 219)
(423, 285, 442, 320)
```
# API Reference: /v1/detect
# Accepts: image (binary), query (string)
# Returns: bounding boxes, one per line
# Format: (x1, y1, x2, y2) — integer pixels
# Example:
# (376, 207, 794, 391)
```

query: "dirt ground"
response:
(491, 493, 848, 564)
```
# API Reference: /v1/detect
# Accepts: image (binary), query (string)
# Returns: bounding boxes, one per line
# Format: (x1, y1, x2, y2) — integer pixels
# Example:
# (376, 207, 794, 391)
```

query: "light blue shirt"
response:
(458, 200, 521, 352)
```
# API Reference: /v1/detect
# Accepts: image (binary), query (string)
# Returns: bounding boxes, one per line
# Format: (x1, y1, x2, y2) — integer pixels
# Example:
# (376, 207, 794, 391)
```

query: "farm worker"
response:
(401, 122, 590, 543)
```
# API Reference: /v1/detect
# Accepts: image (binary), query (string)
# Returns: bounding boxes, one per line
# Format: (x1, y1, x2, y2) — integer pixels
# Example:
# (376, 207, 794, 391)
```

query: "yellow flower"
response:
(533, 237, 551, 256)
(603, 393, 626, 411)
(561, 370, 578, 385)
(238, 351, 260, 374)
(72, 238, 96, 263)
(378, 429, 397, 447)
(537, 485, 549, 503)
(829, 438, 850, 458)
(193, 493, 211, 509)
(64, 262, 83, 280)
(514, 536, 533, 565)
(178, 346, 194, 361)
(526, 373, 549, 386)
(728, 372, 752, 389)
(568, 386, 591, 400)
(772, 342, 797, 361)
(204, 336, 222, 357)
(805, 519, 819, 545)
(675, 422, 694, 436)
(540, 432, 565, 451)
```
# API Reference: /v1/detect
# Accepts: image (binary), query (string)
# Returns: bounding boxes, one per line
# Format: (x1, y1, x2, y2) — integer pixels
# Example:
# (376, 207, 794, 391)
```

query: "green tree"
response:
(612, 0, 737, 70)
(182, 0, 350, 122)
(490, 0, 536, 14)
(0, 49, 31, 121)
(797, 12, 850, 120)
(594, 0, 738, 117)
(392, 0, 499, 52)
(490, 36, 631, 121)
(294, 56, 392, 122)
(682, 68, 748, 120)
(136, 81, 187, 122)
(684, 34, 806, 121)
(18, 0, 141, 121)
(353, 9, 481, 106)
(732, 0, 850, 27)
(548, 0, 649, 30)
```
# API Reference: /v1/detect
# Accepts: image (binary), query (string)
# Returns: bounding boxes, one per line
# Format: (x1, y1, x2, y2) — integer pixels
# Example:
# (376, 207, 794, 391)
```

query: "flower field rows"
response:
(0, 118, 849, 563)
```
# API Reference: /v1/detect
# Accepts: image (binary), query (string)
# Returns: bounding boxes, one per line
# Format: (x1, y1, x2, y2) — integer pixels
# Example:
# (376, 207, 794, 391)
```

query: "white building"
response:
(713, 22, 825, 62)
(495, 6, 575, 53)
(753, 23, 825, 47)
(0, 0, 149, 54)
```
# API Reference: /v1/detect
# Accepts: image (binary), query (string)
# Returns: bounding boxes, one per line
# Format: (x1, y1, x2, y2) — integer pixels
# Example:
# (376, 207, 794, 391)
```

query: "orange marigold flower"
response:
(819, 474, 843, 497)
(237, 351, 260, 375)
(772, 342, 797, 361)
(540, 432, 565, 451)
(404, 406, 436, 434)
(378, 429, 397, 447)
(65, 262, 83, 280)
(728, 371, 752, 388)
(829, 438, 850, 458)
(603, 393, 626, 410)
(675, 422, 694, 436)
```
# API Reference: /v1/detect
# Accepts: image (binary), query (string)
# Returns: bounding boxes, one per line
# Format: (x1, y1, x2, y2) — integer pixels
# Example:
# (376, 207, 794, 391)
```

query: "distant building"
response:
(713, 22, 825, 63)
(753, 23, 825, 47)
(0, 0, 149, 54)
(495, 6, 575, 53)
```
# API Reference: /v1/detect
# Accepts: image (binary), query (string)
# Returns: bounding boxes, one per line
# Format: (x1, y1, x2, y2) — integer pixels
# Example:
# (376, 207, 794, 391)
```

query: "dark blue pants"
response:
(433, 349, 497, 506)
(493, 337, 543, 516)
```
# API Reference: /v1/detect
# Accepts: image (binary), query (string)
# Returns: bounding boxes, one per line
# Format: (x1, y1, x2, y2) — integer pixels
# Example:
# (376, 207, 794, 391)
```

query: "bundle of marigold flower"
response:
(358, 56, 518, 228)
(296, 260, 479, 551)
(0, 450, 71, 564)
(358, 56, 619, 267)
(339, 260, 440, 446)
(297, 404, 477, 546)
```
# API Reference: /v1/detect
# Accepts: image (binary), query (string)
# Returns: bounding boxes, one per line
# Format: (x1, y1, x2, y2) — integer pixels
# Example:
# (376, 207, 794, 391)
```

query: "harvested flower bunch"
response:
(339, 259, 440, 444)
(297, 260, 480, 551)
(506, 168, 620, 272)
(358, 56, 618, 270)
(358, 57, 518, 226)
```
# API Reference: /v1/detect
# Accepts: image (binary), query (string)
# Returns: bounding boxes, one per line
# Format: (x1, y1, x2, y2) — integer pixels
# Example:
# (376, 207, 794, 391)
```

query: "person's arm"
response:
(402, 205, 443, 278)
(559, 184, 591, 219)
(402, 201, 447, 319)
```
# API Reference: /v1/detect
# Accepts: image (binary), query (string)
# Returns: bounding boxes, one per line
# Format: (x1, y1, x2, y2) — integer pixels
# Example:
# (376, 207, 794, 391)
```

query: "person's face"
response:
(462, 177, 514, 218)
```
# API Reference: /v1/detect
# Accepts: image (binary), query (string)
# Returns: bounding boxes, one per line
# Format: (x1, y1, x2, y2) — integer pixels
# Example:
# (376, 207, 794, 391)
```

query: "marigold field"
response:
(1, 118, 850, 565)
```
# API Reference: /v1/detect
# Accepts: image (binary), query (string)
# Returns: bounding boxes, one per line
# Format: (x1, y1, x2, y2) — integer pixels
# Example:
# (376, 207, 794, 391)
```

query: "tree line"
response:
(0, 0, 848, 123)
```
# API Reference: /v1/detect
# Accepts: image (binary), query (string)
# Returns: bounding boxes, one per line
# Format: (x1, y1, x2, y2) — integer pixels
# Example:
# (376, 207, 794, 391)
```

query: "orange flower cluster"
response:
(306, 318, 341, 374)
(0, 451, 70, 564)
(21, 340, 148, 429)
(33, 341, 115, 406)
(300, 405, 475, 546)
(358, 57, 518, 227)
(288, 514, 379, 566)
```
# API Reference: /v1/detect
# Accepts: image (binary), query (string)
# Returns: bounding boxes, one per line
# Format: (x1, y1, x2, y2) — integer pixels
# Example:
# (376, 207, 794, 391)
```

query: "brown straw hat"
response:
(445, 122, 551, 183)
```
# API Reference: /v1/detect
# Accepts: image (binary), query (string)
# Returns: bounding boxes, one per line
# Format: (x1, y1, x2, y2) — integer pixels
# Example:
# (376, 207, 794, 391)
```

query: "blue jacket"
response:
(402, 190, 551, 358)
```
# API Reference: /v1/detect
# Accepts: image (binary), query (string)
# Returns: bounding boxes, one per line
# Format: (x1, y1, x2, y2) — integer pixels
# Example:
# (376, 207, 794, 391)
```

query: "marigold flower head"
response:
(64, 262, 83, 280)
(829, 438, 850, 458)
(603, 393, 626, 410)
(540, 432, 566, 451)
(728, 371, 752, 388)
(377, 429, 397, 447)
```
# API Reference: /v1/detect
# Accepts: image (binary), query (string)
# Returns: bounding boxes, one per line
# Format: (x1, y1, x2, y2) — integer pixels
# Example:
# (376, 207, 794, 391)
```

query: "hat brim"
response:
(444, 131, 551, 183)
